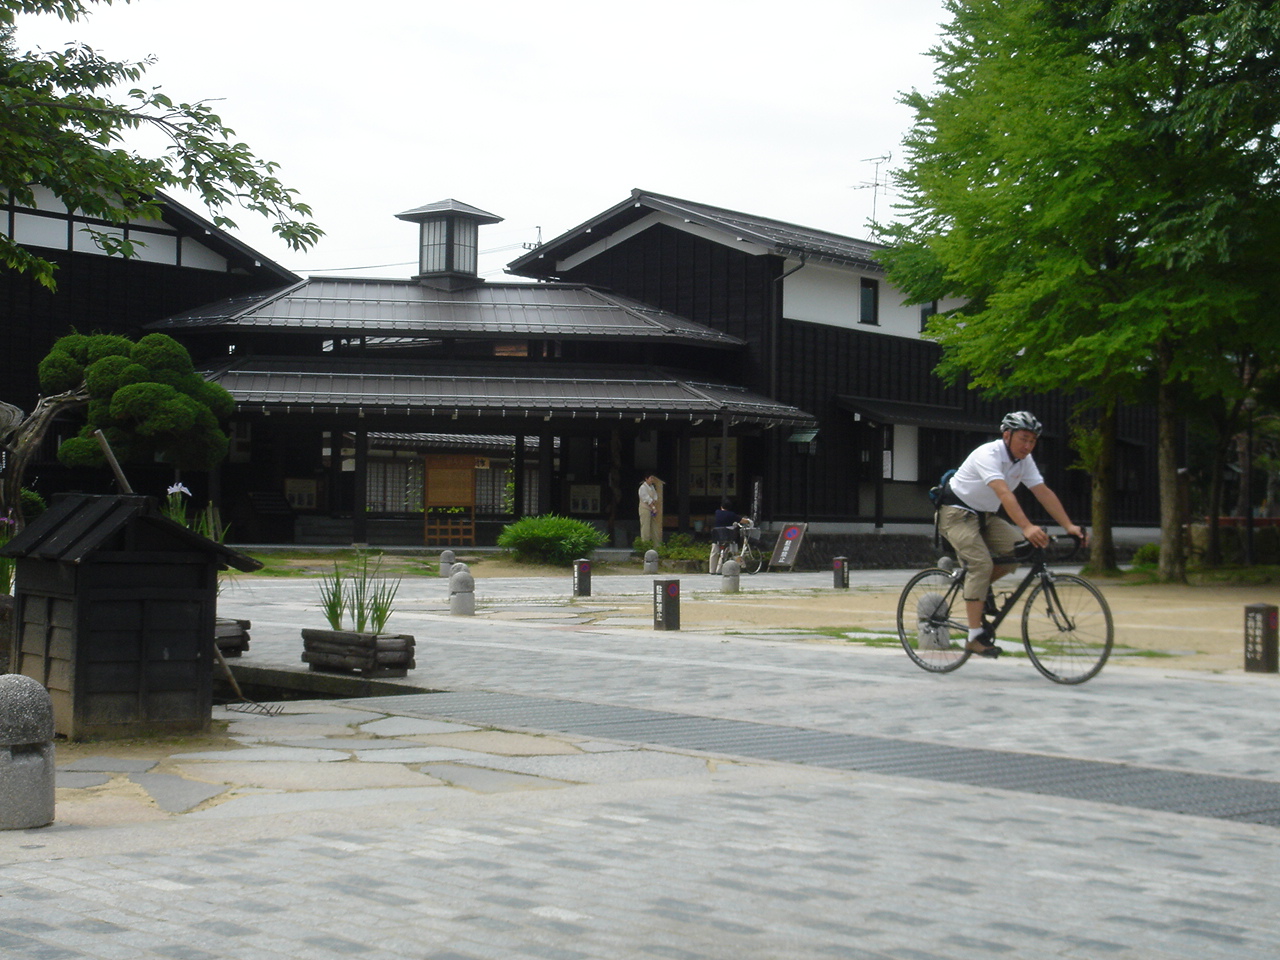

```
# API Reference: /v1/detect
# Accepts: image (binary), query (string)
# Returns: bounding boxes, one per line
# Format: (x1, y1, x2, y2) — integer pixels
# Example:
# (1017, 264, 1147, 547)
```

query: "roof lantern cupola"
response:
(395, 199, 503, 291)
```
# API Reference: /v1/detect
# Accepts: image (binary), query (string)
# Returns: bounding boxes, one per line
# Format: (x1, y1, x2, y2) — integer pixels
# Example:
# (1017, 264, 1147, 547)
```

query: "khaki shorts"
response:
(937, 505, 1021, 601)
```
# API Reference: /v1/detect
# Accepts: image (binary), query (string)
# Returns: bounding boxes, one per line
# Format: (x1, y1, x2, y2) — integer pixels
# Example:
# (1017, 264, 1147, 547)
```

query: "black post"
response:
(653, 579, 680, 630)
(573, 559, 592, 597)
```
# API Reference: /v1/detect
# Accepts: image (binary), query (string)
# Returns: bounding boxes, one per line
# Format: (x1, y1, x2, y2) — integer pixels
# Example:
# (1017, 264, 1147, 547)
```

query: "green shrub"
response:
(633, 533, 706, 563)
(19, 488, 46, 522)
(1131, 541, 1160, 567)
(498, 515, 607, 565)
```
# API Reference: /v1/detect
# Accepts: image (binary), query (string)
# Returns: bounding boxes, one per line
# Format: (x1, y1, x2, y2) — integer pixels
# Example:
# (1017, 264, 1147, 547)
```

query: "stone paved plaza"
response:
(3, 570, 1279, 959)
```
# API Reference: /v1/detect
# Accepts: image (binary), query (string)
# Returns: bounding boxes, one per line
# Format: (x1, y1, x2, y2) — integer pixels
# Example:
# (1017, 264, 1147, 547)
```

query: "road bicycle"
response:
(896, 535, 1113, 684)
(710, 521, 766, 574)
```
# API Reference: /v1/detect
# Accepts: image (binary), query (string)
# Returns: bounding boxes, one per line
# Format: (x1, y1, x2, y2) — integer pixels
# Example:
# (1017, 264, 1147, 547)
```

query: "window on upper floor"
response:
(920, 300, 938, 333)
(860, 278, 879, 325)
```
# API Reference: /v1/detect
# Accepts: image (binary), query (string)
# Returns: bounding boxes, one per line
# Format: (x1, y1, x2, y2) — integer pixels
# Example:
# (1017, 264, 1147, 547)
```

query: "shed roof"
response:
(208, 357, 816, 427)
(0, 494, 263, 571)
(836, 396, 996, 435)
(507, 188, 887, 278)
(148, 278, 744, 348)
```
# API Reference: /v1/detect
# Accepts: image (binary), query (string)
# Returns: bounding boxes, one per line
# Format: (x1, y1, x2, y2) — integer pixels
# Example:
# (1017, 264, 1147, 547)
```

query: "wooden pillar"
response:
(874, 423, 886, 531)
(328, 424, 344, 514)
(677, 426, 691, 533)
(538, 427, 554, 515)
(513, 432, 526, 518)
(353, 424, 368, 544)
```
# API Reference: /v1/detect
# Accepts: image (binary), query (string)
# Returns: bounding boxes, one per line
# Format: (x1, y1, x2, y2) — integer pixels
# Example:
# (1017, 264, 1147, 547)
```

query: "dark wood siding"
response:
(1, 249, 286, 409)
(552, 221, 1156, 525)
(555, 223, 775, 391)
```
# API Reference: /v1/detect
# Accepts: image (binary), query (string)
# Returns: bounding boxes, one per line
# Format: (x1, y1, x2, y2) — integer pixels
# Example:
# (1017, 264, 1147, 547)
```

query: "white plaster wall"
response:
(2, 188, 227, 272)
(782, 261, 926, 339)
(893, 425, 919, 482)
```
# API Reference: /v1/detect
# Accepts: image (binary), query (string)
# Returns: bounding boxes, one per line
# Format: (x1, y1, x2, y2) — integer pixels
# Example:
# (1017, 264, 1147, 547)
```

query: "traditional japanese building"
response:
(151, 200, 817, 545)
(5, 189, 1157, 546)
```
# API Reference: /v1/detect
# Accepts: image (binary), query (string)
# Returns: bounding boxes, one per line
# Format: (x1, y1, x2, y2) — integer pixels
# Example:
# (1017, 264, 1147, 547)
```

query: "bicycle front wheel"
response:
(1021, 573, 1113, 684)
(897, 569, 971, 673)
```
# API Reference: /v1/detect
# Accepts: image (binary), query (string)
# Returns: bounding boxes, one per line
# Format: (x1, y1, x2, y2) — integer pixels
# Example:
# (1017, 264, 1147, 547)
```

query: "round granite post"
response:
(0, 675, 56, 830)
(450, 563, 475, 616)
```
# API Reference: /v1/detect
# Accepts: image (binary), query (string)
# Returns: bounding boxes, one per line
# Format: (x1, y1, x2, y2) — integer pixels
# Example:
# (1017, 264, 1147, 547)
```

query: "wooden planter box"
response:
(301, 628, 416, 678)
(215, 618, 251, 657)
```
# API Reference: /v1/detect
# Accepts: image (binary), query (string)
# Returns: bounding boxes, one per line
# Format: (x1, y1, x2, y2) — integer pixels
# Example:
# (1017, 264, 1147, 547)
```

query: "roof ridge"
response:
(633, 189, 884, 251)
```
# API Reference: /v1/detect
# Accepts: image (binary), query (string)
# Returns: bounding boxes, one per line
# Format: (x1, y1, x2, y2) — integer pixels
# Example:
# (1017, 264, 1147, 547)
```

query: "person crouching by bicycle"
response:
(709, 499, 750, 574)
(937, 411, 1087, 658)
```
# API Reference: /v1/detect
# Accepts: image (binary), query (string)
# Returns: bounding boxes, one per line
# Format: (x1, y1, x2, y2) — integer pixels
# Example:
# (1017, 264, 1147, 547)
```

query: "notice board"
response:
(769, 523, 808, 569)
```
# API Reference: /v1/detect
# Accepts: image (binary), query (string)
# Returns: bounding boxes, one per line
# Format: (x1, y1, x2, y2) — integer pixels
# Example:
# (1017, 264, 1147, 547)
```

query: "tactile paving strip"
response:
(341, 690, 1280, 827)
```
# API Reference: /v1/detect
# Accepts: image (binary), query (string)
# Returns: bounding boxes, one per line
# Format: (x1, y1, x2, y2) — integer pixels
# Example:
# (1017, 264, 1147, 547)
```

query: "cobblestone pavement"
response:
(3, 571, 1279, 959)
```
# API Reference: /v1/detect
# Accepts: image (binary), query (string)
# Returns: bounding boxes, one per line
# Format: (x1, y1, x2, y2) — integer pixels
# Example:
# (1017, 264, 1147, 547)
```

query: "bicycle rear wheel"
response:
(738, 543, 764, 574)
(897, 569, 971, 673)
(1021, 573, 1113, 684)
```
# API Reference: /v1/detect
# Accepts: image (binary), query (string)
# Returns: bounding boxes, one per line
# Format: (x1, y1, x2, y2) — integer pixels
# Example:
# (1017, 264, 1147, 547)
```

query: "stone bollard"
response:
(720, 558, 741, 594)
(438, 549, 456, 578)
(0, 674, 56, 830)
(449, 563, 475, 616)
(643, 549, 660, 574)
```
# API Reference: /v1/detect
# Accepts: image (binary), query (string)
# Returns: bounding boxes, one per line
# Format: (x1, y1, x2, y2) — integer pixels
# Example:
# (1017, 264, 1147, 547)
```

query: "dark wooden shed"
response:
(0, 494, 262, 739)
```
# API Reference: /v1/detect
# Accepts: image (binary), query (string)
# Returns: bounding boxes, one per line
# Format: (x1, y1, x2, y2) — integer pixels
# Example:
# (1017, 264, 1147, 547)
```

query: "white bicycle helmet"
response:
(1000, 410, 1043, 436)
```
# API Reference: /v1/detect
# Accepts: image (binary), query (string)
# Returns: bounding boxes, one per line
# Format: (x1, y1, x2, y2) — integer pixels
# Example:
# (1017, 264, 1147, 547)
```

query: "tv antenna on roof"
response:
(852, 154, 892, 239)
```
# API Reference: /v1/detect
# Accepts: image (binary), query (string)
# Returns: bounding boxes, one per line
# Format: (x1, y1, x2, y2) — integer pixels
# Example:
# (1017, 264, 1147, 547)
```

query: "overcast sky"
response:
(16, 0, 949, 281)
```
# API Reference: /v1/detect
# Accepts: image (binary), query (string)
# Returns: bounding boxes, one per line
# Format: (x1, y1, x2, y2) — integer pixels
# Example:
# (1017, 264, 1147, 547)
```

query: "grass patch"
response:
(1090, 564, 1280, 587)
(239, 549, 437, 578)
(232, 549, 660, 579)
(1112, 647, 1177, 658)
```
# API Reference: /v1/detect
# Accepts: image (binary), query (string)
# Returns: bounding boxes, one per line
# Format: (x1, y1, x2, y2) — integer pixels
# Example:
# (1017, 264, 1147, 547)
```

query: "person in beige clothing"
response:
(638, 474, 662, 544)
(937, 411, 1086, 658)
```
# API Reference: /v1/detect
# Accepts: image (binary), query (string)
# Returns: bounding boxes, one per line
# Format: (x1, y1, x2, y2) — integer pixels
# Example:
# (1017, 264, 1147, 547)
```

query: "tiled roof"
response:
(506, 188, 886, 277)
(395, 199, 502, 224)
(636, 191, 885, 269)
(150, 278, 743, 348)
(208, 358, 815, 427)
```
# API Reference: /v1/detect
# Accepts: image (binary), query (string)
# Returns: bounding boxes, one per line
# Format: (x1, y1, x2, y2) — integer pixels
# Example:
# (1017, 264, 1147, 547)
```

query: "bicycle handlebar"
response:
(1007, 532, 1084, 563)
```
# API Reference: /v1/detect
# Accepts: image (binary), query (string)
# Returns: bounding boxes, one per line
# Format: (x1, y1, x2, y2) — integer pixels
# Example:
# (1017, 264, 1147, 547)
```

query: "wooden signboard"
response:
(769, 523, 808, 569)
(424, 455, 478, 546)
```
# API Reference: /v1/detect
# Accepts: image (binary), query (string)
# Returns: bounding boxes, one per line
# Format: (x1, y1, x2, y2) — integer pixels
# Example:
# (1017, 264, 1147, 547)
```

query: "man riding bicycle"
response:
(936, 411, 1087, 658)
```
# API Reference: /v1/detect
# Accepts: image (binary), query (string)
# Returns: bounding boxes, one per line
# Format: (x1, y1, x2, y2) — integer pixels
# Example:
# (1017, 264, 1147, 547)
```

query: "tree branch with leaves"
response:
(0, 0, 322, 288)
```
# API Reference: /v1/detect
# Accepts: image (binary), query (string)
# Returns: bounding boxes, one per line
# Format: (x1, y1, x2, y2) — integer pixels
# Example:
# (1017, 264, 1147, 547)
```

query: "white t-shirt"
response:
(949, 439, 1044, 512)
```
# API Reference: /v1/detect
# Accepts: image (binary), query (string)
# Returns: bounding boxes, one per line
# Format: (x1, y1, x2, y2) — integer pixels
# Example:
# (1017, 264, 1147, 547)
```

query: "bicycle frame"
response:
(981, 554, 1052, 633)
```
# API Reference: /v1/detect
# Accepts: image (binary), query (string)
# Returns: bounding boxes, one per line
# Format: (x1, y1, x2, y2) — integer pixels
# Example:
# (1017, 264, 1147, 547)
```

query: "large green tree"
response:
(1, 0, 322, 288)
(884, 0, 1280, 581)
